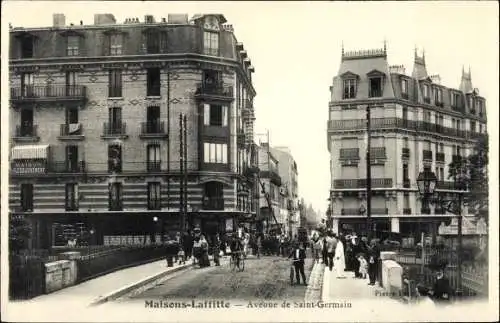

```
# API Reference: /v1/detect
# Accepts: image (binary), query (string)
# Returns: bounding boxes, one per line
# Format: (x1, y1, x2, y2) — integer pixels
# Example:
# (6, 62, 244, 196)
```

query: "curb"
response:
(89, 263, 192, 306)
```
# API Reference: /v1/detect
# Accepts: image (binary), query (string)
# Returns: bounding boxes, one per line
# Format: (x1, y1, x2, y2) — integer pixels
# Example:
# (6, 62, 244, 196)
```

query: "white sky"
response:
(2, 1, 498, 215)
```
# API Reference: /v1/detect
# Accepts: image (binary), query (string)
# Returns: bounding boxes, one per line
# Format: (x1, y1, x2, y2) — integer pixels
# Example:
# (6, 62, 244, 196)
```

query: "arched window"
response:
(203, 181, 224, 210)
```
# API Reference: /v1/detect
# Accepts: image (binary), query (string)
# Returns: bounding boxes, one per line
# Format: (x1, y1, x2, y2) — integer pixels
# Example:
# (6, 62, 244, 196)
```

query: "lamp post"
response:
(417, 170, 463, 293)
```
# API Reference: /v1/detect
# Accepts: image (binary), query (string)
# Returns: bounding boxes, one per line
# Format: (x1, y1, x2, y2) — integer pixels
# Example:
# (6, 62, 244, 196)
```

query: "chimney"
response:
(94, 13, 117, 25)
(168, 14, 188, 24)
(53, 13, 66, 27)
(144, 15, 155, 23)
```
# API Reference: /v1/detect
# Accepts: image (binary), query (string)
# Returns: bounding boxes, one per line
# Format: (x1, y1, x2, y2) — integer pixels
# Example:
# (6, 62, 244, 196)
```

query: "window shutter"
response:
(222, 106, 228, 127)
(204, 104, 210, 125)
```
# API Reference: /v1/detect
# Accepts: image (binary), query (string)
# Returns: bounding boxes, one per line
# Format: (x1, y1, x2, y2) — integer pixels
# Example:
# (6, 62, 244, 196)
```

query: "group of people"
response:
(311, 230, 381, 285)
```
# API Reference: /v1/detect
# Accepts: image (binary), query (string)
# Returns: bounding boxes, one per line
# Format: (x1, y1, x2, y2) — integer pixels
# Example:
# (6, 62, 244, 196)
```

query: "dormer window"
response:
(401, 79, 408, 94)
(477, 100, 484, 117)
(20, 35, 34, 58)
(203, 31, 219, 56)
(369, 77, 382, 98)
(451, 92, 460, 107)
(67, 36, 80, 56)
(367, 70, 384, 98)
(423, 84, 429, 98)
(434, 87, 443, 106)
(343, 79, 357, 99)
(110, 34, 123, 55)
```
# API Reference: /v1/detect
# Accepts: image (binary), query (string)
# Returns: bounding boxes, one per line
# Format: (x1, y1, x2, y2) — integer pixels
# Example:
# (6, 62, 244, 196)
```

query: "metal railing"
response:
(333, 178, 393, 189)
(195, 82, 234, 97)
(10, 85, 87, 101)
(422, 150, 433, 161)
(339, 148, 360, 160)
(140, 121, 166, 135)
(14, 125, 38, 138)
(370, 147, 386, 159)
(102, 122, 127, 136)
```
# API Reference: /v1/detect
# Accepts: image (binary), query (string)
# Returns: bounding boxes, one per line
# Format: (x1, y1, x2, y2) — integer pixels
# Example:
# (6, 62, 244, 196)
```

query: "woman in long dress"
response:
(334, 236, 346, 278)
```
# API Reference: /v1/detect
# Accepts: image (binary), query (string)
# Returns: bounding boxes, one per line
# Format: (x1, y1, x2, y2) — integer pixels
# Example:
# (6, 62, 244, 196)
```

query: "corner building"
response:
(327, 45, 487, 240)
(8, 13, 257, 248)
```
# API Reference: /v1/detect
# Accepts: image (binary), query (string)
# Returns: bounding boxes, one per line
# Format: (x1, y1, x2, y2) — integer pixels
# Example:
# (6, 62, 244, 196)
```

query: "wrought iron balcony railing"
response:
(146, 161, 162, 172)
(14, 125, 38, 138)
(10, 85, 87, 102)
(140, 121, 166, 135)
(422, 150, 433, 161)
(194, 82, 234, 98)
(102, 122, 127, 136)
(339, 148, 360, 160)
(370, 147, 386, 159)
(333, 178, 393, 189)
(60, 124, 83, 136)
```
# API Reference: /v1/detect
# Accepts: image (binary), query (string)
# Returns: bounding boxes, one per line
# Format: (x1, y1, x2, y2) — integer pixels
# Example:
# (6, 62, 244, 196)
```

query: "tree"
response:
(9, 214, 32, 254)
(448, 135, 489, 224)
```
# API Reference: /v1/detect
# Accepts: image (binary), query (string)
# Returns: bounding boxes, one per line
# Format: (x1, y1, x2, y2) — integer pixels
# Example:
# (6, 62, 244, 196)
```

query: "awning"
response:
(11, 144, 49, 160)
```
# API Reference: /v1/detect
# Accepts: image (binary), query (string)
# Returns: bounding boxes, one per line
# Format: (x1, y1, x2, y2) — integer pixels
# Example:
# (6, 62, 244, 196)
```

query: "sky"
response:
(1, 1, 499, 215)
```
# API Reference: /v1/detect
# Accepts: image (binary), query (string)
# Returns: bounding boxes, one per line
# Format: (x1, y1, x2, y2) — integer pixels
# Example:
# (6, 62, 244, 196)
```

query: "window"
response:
(202, 70, 221, 88)
(65, 183, 79, 211)
(21, 73, 34, 97)
(368, 77, 382, 98)
(109, 183, 123, 211)
(110, 34, 122, 55)
(66, 107, 79, 124)
(203, 104, 228, 126)
(403, 137, 409, 148)
(403, 164, 409, 180)
(65, 145, 79, 172)
(108, 70, 122, 97)
(343, 79, 357, 99)
(108, 107, 122, 131)
(20, 36, 34, 58)
(439, 143, 444, 153)
(108, 144, 122, 173)
(146, 106, 161, 133)
(403, 192, 410, 209)
(203, 31, 219, 56)
(20, 183, 34, 212)
(478, 100, 484, 116)
(402, 106, 408, 120)
(203, 182, 224, 210)
(20, 108, 34, 136)
(401, 79, 408, 94)
(147, 144, 161, 171)
(204, 142, 228, 164)
(451, 92, 459, 107)
(440, 168, 444, 181)
(147, 182, 161, 210)
(147, 68, 161, 96)
(67, 36, 80, 56)
(65, 71, 78, 96)
(146, 31, 167, 54)
(470, 120, 476, 133)
(434, 88, 442, 104)
(423, 84, 429, 98)
(423, 111, 431, 123)
(479, 124, 483, 133)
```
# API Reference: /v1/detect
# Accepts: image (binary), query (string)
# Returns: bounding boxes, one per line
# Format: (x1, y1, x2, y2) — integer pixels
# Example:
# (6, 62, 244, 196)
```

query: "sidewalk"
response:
(321, 266, 403, 306)
(14, 257, 193, 306)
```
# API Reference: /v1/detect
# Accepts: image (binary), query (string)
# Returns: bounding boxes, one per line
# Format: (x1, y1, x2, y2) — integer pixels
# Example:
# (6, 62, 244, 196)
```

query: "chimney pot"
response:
(53, 13, 66, 27)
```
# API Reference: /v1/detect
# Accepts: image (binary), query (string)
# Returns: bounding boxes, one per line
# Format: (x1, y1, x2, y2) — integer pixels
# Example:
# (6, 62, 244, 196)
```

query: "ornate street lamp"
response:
(416, 169, 464, 295)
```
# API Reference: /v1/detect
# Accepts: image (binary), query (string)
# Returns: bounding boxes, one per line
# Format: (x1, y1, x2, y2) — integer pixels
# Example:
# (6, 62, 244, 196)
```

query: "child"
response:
(177, 246, 186, 265)
(358, 254, 368, 279)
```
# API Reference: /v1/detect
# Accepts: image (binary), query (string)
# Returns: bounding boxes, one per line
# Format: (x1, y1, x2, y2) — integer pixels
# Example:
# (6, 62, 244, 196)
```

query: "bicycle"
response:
(229, 245, 245, 272)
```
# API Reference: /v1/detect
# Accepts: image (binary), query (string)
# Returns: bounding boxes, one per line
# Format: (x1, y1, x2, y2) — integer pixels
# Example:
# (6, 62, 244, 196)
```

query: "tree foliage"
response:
(9, 215, 32, 254)
(448, 135, 489, 223)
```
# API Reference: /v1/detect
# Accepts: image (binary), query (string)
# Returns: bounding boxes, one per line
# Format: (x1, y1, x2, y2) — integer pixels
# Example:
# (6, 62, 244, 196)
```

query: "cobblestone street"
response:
(117, 256, 315, 303)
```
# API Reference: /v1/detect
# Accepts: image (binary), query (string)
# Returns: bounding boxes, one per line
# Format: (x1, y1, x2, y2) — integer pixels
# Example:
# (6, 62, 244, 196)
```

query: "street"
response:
(116, 255, 314, 303)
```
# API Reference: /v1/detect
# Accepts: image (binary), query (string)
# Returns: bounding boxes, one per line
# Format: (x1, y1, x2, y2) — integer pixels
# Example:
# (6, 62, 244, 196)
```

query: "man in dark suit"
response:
(367, 239, 380, 285)
(429, 268, 453, 303)
(288, 242, 307, 285)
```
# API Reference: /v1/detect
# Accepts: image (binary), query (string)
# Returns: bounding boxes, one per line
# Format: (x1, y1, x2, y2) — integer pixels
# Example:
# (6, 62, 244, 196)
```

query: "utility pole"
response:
(183, 114, 188, 230)
(366, 105, 372, 238)
(179, 114, 185, 232)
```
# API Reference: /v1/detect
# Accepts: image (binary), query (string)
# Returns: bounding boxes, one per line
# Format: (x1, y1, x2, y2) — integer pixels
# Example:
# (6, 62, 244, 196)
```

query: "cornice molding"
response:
(9, 53, 256, 96)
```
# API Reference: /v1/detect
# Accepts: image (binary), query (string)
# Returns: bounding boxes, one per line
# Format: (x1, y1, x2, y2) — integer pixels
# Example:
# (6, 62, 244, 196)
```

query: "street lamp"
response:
(152, 216, 158, 245)
(416, 170, 464, 295)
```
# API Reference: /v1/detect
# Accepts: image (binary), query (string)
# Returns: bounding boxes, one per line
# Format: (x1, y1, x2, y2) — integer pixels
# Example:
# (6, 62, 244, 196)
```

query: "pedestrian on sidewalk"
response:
(288, 242, 307, 286)
(334, 234, 346, 278)
(325, 232, 337, 271)
(183, 230, 193, 261)
(321, 235, 328, 265)
(312, 232, 322, 263)
(212, 233, 221, 266)
(367, 239, 380, 285)
(357, 254, 368, 279)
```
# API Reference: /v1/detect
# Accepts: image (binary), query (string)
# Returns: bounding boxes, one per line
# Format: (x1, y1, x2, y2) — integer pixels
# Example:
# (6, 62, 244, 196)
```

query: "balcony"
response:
(202, 197, 224, 210)
(402, 148, 410, 159)
(146, 161, 162, 172)
(139, 121, 167, 139)
(59, 123, 84, 140)
(340, 208, 388, 215)
(13, 125, 40, 142)
(260, 170, 282, 187)
(101, 122, 128, 139)
(422, 150, 433, 161)
(339, 148, 359, 166)
(435, 152, 445, 163)
(403, 208, 412, 215)
(403, 179, 411, 188)
(333, 178, 392, 189)
(10, 85, 87, 103)
(194, 83, 234, 101)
